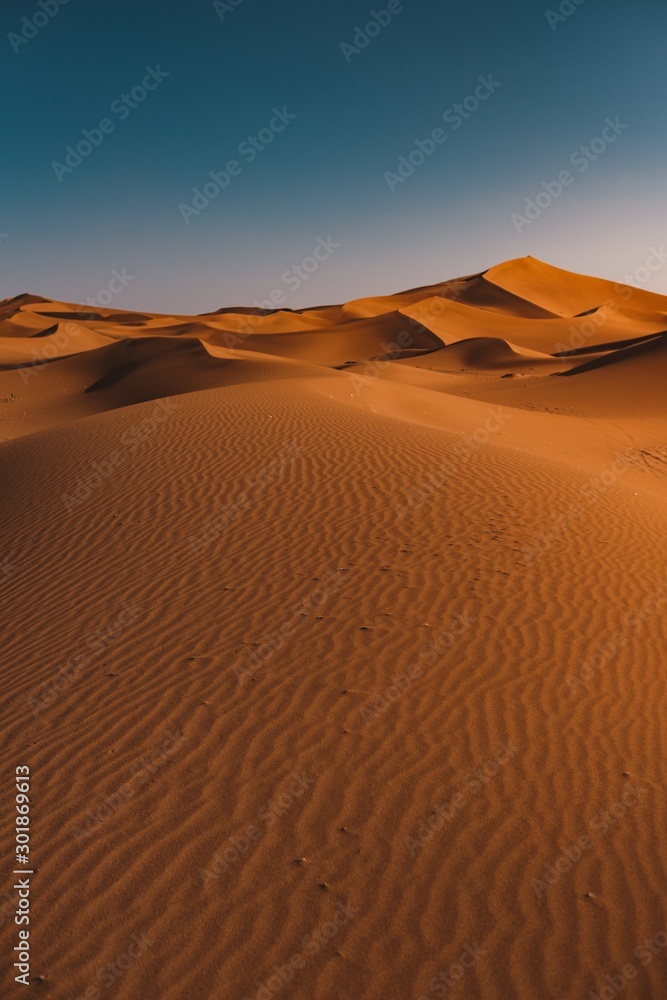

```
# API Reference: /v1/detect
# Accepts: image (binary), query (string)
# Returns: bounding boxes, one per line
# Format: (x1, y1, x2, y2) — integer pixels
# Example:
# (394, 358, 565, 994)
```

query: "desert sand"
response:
(1, 256, 666, 999)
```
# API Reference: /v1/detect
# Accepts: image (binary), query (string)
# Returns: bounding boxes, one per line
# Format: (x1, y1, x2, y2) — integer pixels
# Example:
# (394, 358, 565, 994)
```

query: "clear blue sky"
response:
(1, 0, 665, 312)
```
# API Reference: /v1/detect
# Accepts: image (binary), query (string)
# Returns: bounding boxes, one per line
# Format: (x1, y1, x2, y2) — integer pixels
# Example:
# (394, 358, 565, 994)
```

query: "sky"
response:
(1, 0, 665, 313)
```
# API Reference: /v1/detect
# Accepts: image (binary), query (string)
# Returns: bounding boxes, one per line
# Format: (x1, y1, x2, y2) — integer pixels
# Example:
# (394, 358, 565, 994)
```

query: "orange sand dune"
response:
(395, 336, 561, 371)
(405, 335, 564, 368)
(335, 269, 558, 322)
(426, 332, 667, 420)
(204, 310, 336, 334)
(0, 337, 338, 440)
(401, 293, 667, 354)
(1, 258, 666, 1000)
(486, 256, 667, 318)
(0, 293, 49, 320)
(0, 325, 115, 370)
(204, 310, 443, 366)
(444, 272, 562, 318)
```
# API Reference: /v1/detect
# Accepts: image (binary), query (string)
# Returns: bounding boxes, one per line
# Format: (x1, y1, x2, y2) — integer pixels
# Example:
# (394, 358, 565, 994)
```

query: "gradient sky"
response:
(1, 0, 665, 312)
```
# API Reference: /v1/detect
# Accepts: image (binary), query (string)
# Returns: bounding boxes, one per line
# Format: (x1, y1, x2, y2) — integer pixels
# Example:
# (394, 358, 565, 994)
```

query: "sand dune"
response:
(486, 256, 667, 318)
(395, 336, 560, 371)
(0, 325, 114, 370)
(204, 310, 444, 367)
(1, 257, 666, 1000)
(334, 269, 556, 322)
(400, 292, 667, 354)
